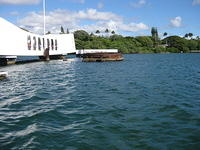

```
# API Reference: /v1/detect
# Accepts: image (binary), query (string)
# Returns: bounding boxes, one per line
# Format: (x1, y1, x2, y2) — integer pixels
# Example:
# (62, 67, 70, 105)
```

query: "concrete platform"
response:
(0, 56, 17, 66)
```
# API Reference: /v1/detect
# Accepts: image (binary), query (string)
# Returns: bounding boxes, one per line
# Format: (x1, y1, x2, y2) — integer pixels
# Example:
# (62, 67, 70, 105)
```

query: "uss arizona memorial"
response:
(0, 17, 76, 64)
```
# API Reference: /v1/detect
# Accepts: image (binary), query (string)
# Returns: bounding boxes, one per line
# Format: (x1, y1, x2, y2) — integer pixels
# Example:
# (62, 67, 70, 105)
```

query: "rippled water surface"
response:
(0, 54, 200, 150)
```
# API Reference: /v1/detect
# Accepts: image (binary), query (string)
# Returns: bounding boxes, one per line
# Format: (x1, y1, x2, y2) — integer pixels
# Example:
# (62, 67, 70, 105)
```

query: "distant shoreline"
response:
(74, 30, 200, 54)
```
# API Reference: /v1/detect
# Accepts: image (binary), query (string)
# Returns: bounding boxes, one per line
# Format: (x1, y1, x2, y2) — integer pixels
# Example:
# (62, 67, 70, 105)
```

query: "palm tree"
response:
(96, 30, 100, 34)
(60, 26, 65, 34)
(111, 31, 115, 34)
(46, 31, 51, 35)
(184, 33, 189, 38)
(163, 32, 167, 37)
(188, 33, 193, 38)
(163, 32, 168, 45)
(90, 33, 94, 36)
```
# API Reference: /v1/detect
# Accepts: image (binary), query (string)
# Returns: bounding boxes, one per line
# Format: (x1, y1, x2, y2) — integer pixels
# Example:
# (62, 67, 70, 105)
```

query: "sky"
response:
(0, 0, 200, 37)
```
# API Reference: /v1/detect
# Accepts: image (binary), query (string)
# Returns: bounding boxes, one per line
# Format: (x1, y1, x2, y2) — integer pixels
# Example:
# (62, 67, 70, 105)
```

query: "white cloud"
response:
(119, 22, 149, 32)
(130, 0, 146, 8)
(170, 16, 182, 27)
(76, 9, 122, 21)
(97, 2, 104, 9)
(0, 0, 40, 5)
(18, 10, 78, 33)
(192, 0, 200, 5)
(79, 20, 148, 33)
(18, 9, 149, 34)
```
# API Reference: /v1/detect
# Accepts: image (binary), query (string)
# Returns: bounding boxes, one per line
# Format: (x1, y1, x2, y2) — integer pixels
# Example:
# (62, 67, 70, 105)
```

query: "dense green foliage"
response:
(74, 30, 200, 54)
(163, 36, 200, 53)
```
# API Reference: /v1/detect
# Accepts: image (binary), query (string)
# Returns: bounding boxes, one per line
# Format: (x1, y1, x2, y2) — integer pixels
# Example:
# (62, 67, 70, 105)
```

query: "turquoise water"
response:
(0, 54, 200, 150)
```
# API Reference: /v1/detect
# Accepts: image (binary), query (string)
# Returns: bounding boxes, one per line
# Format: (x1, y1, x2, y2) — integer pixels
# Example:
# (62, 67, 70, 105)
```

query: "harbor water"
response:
(0, 54, 200, 150)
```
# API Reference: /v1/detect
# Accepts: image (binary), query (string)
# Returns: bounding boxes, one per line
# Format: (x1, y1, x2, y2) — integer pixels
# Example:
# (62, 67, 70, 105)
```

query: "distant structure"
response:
(76, 49, 123, 62)
(76, 49, 118, 57)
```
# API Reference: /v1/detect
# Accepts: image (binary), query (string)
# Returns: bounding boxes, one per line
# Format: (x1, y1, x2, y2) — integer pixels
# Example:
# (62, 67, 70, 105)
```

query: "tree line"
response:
(74, 28, 200, 53)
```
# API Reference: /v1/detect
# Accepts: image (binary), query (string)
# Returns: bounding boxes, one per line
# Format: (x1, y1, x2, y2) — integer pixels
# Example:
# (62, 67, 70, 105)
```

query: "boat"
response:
(0, 0, 76, 65)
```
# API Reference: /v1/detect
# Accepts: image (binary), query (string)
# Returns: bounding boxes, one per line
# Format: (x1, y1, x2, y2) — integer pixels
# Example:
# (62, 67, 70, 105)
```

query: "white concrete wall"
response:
(45, 34, 76, 55)
(0, 17, 76, 56)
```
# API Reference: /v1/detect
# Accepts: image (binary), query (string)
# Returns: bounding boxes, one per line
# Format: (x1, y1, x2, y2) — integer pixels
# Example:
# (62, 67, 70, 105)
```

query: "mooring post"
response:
(43, 48, 50, 61)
